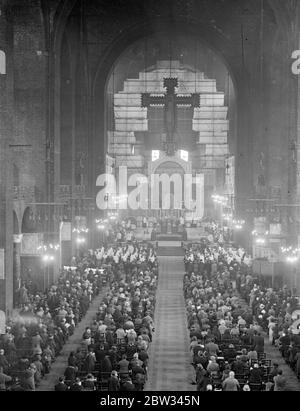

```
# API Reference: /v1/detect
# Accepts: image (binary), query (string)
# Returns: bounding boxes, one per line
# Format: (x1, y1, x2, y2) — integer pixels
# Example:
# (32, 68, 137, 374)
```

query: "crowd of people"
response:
(0, 252, 105, 391)
(97, 218, 137, 244)
(184, 241, 300, 391)
(240, 275, 300, 379)
(2, 216, 300, 392)
(55, 243, 158, 391)
(203, 219, 233, 245)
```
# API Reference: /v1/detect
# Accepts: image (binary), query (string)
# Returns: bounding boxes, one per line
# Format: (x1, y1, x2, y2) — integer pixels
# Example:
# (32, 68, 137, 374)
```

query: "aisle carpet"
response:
(146, 255, 195, 391)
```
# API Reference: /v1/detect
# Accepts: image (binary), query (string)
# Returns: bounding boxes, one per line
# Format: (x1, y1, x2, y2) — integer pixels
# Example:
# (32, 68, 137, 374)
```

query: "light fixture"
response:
(287, 256, 298, 264)
(180, 150, 189, 162)
(43, 254, 55, 263)
(73, 228, 89, 234)
(281, 246, 300, 264)
(256, 237, 266, 245)
(76, 237, 86, 244)
(38, 243, 60, 253)
(212, 194, 228, 206)
(222, 213, 233, 221)
(232, 219, 245, 230)
(152, 150, 160, 162)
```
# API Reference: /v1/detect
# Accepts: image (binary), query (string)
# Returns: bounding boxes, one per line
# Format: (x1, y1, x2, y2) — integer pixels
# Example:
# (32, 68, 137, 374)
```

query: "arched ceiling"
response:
(51, 0, 297, 97)
(52, 0, 290, 35)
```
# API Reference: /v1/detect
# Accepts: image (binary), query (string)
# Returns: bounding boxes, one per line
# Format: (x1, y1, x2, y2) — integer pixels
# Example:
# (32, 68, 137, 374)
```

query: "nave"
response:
(146, 255, 195, 391)
(1, 235, 300, 392)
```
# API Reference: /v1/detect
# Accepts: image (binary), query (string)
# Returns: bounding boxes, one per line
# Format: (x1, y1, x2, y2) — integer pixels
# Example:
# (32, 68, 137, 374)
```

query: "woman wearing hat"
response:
(83, 374, 96, 391)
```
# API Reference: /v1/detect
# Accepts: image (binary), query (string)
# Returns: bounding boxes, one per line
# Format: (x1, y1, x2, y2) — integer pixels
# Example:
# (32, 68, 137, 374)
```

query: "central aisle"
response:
(146, 255, 195, 391)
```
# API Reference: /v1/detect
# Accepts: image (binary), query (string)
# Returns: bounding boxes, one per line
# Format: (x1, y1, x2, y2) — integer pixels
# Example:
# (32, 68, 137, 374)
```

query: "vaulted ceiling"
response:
(52, 0, 295, 36)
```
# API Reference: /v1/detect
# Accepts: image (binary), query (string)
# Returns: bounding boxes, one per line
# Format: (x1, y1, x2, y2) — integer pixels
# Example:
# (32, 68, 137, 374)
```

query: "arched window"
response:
(0, 50, 6, 75)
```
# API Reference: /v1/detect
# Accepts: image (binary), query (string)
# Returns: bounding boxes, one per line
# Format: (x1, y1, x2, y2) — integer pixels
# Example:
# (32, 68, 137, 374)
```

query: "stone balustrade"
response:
(58, 185, 86, 199)
(13, 185, 36, 201)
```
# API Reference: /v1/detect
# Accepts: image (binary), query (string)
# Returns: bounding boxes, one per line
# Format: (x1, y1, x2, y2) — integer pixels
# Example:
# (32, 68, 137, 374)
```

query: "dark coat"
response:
(253, 335, 264, 353)
(108, 376, 120, 391)
(55, 382, 68, 391)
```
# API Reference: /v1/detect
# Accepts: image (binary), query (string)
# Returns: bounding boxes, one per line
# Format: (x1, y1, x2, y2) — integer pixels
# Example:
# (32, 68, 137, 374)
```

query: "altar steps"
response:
(156, 234, 183, 241)
(157, 247, 185, 257)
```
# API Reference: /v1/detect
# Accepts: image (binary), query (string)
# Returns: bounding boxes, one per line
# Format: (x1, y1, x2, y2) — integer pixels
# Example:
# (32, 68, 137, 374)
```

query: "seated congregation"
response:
(184, 242, 300, 391)
(0, 250, 104, 391)
(56, 243, 158, 391)
(0, 241, 157, 391)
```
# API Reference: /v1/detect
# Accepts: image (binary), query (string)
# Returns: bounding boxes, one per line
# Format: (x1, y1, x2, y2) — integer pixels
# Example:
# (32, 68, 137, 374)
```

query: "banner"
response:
(252, 259, 274, 277)
(21, 233, 43, 256)
(252, 245, 271, 260)
(225, 156, 235, 197)
(254, 217, 267, 234)
(0, 249, 4, 280)
(270, 224, 281, 236)
(75, 216, 87, 230)
(0, 310, 5, 334)
(0, 310, 6, 334)
(60, 222, 71, 241)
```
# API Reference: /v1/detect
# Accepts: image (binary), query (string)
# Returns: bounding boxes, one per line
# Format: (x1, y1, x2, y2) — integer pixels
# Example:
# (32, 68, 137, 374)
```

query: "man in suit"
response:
(70, 377, 83, 391)
(55, 376, 68, 391)
(122, 376, 135, 391)
(253, 332, 264, 354)
(249, 363, 263, 384)
(108, 371, 120, 391)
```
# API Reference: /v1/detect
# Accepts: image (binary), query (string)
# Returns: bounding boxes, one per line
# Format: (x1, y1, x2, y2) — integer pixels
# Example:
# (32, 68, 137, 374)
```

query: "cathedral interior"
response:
(1, 0, 300, 393)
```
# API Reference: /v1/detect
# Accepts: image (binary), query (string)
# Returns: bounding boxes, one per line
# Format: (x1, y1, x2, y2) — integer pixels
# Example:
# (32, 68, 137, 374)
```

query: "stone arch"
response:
(47, 0, 79, 203)
(93, 20, 240, 99)
(149, 156, 192, 176)
(267, 0, 292, 36)
(52, 0, 78, 53)
(0, 50, 6, 75)
(91, 20, 240, 184)
(21, 207, 36, 234)
(90, 24, 238, 202)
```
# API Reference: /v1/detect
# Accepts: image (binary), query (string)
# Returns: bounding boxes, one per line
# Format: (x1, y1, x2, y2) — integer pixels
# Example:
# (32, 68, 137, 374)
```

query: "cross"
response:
(142, 78, 200, 156)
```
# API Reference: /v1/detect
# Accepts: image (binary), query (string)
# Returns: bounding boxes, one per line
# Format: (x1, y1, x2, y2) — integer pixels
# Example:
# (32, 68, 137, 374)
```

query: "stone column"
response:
(0, 6, 14, 315)
(295, 7, 300, 294)
(13, 235, 22, 306)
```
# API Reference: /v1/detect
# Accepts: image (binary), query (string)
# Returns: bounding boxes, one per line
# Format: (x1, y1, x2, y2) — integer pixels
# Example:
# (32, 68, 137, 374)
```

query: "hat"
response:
(243, 384, 251, 391)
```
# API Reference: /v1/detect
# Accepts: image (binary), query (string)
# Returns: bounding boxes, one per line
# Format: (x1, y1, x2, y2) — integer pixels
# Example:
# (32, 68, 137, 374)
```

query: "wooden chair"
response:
(249, 382, 262, 391)
(258, 352, 266, 360)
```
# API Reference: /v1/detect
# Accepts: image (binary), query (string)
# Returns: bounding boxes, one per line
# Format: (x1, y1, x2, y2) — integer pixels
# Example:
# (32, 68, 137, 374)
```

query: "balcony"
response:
(13, 186, 36, 202)
(59, 185, 86, 200)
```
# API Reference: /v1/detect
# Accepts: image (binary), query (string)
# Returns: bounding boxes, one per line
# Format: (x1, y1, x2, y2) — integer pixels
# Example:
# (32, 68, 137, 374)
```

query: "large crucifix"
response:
(142, 78, 200, 156)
